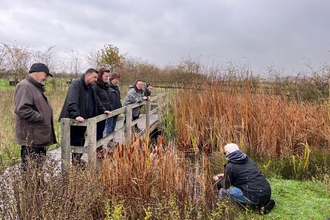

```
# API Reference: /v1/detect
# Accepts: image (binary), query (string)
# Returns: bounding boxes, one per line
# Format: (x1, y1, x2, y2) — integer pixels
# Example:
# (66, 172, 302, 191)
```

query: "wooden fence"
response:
(60, 92, 168, 170)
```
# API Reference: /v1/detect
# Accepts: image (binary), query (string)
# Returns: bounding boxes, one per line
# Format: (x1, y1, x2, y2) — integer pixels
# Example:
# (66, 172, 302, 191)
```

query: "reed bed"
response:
(99, 135, 218, 219)
(171, 81, 330, 160)
(0, 136, 239, 219)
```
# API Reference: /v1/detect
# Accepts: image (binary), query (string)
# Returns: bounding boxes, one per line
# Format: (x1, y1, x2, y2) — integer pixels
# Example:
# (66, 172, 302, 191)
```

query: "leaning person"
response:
(14, 63, 57, 167)
(213, 143, 275, 214)
(142, 82, 153, 97)
(106, 72, 122, 136)
(123, 79, 149, 133)
(59, 68, 111, 164)
(92, 68, 111, 158)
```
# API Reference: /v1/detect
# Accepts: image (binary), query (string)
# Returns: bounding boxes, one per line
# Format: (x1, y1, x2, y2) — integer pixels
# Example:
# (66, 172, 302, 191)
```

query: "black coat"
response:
(143, 84, 151, 96)
(59, 74, 105, 120)
(223, 152, 271, 204)
(108, 81, 122, 110)
(93, 82, 111, 111)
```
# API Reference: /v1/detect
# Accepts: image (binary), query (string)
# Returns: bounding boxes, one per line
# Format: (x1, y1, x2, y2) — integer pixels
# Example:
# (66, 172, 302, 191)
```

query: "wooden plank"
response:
(146, 100, 151, 135)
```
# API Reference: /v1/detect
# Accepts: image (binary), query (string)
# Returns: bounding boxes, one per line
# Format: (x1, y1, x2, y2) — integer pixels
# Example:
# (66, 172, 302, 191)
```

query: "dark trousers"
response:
(21, 145, 46, 163)
(124, 114, 140, 128)
(97, 120, 106, 141)
(21, 145, 47, 188)
(70, 126, 87, 162)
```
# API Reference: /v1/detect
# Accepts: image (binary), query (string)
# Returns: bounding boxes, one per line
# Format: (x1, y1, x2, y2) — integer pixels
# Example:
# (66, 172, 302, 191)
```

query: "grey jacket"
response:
(123, 86, 144, 117)
(14, 75, 57, 147)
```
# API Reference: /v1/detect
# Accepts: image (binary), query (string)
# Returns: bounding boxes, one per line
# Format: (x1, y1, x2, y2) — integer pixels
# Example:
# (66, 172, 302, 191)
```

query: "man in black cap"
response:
(14, 63, 57, 166)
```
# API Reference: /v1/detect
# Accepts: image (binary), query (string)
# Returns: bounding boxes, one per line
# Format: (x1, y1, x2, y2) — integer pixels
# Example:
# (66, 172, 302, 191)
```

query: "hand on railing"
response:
(75, 116, 85, 122)
(104, 110, 112, 115)
(143, 96, 150, 101)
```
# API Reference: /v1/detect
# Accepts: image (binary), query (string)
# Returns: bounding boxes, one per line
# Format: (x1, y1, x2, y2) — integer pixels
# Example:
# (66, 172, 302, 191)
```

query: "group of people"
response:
(14, 63, 275, 214)
(14, 63, 153, 164)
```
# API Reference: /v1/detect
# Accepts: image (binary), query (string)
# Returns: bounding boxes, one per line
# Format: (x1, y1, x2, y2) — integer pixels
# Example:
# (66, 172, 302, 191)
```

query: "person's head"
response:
(109, 72, 120, 85)
(133, 79, 143, 92)
(224, 143, 240, 156)
(97, 68, 110, 86)
(146, 82, 153, 93)
(29, 63, 53, 84)
(84, 68, 99, 85)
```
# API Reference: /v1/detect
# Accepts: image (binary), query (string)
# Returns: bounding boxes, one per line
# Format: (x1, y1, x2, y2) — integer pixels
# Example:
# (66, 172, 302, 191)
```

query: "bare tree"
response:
(86, 49, 102, 69)
(1, 42, 32, 81)
(32, 46, 57, 73)
(58, 50, 83, 77)
(0, 44, 8, 78)
(68, 50, 83, 77)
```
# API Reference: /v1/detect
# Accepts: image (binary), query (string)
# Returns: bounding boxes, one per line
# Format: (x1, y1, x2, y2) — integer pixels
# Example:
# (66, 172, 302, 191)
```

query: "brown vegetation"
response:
(1, 136, 230, 219)
(171, 80, 330, 160)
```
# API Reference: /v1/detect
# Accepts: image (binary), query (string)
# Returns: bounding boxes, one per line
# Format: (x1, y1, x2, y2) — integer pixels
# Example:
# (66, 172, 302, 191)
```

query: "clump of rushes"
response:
(99, 135, 222, 219)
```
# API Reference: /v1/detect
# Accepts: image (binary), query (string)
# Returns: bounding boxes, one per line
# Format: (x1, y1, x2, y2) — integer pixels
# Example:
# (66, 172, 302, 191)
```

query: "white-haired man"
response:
(213, 143, 275, 214)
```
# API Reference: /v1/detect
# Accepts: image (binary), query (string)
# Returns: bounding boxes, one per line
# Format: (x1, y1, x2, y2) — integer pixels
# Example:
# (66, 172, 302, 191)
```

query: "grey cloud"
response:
(0, 0, 329, 75)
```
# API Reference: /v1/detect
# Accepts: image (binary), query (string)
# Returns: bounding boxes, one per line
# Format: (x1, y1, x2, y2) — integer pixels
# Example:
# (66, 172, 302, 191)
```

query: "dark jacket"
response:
(142, 83, 152, 96)
(223, 150, 271, 204)
(108, 81, 122, 110)
(14, 75, 57, 147)
(59, 74, 105, 120)
(93, 82, 111, 111)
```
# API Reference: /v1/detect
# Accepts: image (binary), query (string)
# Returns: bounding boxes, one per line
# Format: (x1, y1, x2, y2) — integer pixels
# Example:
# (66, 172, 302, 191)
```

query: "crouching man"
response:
(214, 143, 275, 214)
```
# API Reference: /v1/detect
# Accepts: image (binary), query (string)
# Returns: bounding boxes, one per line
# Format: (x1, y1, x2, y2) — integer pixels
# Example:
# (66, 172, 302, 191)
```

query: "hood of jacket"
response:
(226, 150, 248, 164)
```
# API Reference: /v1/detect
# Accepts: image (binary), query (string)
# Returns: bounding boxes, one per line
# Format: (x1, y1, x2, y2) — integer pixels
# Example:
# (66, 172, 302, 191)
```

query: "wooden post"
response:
(87, 117, 97, 167)
(125, 105, 132, 144)
(157, 94, 162, 124)
(165, 92, 169, 113)
(61, 118, 71, 171)
(146, 100, 151, 135)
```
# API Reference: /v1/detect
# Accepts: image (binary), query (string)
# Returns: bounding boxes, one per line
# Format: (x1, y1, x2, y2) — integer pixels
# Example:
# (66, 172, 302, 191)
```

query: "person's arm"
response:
(126, 89, 144, 104)
(14, 85, 42, 122)
(213, 173, 224, 181)
(223, 166, 233, 189)
(66, 82, 81, 119)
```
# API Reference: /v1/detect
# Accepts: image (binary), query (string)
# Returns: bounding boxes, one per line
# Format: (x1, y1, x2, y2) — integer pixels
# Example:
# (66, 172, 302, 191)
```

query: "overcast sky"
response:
(0, 0, 329, 75)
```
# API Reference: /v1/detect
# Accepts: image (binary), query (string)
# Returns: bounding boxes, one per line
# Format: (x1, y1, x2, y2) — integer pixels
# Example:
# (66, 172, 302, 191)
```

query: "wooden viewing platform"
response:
(57, 92, 168, 170)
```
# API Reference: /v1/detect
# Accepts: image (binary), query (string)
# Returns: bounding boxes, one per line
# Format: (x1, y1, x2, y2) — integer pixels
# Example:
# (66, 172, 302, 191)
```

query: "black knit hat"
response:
(29, 63, 53, 77)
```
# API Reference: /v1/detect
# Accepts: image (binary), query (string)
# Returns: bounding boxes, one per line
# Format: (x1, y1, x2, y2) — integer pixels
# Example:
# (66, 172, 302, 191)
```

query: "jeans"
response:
(106, 115, 118, 136)
(218, 187, 256, 204)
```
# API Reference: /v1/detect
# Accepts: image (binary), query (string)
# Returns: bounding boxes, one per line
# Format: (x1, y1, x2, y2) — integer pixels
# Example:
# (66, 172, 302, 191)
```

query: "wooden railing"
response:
(60, 92, 168, 170)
